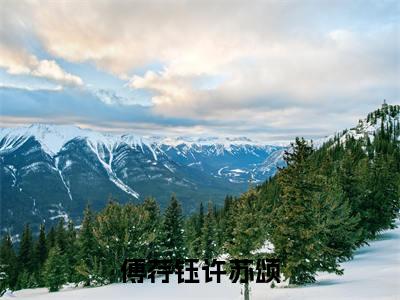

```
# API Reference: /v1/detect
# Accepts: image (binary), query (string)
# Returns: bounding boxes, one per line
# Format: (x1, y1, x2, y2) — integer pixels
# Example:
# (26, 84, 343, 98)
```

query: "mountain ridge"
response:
(0, 124, 286, 235)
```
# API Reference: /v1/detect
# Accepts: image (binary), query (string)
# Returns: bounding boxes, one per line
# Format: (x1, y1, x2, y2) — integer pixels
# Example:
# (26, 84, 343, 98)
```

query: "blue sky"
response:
(0, 0, 399, 141)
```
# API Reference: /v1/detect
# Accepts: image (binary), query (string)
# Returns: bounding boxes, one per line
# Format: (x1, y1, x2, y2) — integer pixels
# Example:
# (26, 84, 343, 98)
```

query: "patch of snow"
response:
(251, 240, 275, 255)
(55, 157, 73, 201)
(230, 169, 247, 173)
(218, 166, 228, 176)
(163, 163, 175, 173)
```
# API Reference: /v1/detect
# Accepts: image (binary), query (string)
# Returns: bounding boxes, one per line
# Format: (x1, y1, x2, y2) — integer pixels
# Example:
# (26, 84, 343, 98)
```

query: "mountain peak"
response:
(0, 123, 283, 157)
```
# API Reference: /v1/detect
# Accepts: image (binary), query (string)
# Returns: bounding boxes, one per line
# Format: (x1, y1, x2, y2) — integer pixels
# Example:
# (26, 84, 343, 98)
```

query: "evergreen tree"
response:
(160, 196, 186, 261)
(201, 203, 217, 261)
(184, 215, 198, 258)
(46, 227, 56, 250)
(225, 189, 265, 300)
(76, 205, 97, 286)
(34, 224, 48, 270)
(188, 202, 205, 258)
(220, 195, 236, 252)
(18, 224, 33, 287)
(55, 219, 67, 252)
(142, 197, 161, 260)
(33, 224, 47, 286)
(197, 202, 204, 236)
(44, 246, 67, 292)
(271, 138, 366, 284)
(0, 262, 7, 296)
(0, 234, 18, 290)
(360, 154, 400, 237)
(270, 138, 322, 285)
(92, 201, 152, 283)
(65, 221, 77, 282)
(311, 175, 361, 267)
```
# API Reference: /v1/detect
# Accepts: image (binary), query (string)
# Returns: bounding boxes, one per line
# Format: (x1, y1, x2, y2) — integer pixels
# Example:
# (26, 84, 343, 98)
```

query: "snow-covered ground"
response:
(4, 222, 400, 300)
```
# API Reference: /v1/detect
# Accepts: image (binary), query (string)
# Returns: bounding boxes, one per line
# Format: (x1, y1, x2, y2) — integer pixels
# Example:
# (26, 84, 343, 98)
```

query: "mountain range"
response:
(0, 125, 286, 235)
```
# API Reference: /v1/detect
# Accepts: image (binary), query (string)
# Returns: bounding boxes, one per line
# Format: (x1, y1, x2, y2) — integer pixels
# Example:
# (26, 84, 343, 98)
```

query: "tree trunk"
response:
(244, 282, 250, 300)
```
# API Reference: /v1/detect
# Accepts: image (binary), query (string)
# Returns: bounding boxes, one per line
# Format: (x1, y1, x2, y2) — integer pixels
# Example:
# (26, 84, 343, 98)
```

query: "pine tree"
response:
(65, 221, 77, 282)
(221, 195, 236, 252)
(360, 153, 400, 237)
(201, 202, 217, 261)
(184, 215, 198, 257)
(225, 189, 265, 300)
(47, 226, 56, 250)
(44, 246, 66, 292)
(188, 202, 205, 258)
(55, 219, 67, 252)
(33, 224, 47, 286)
(311, 175, 361, 266)
(18, 224, 33, 286)
(270, 138, 322, 285)
(0, 262, 7, 296)
(271, 137, 367, 284)
(76, 205, 97, 286)
(197, 202, 204, 236)
(142, 197, 161, 260)
(92, 201, 152, 283)
(160, 196, 186, 262)
(0, 234, 18, 290)
(34, 224, 48, 270)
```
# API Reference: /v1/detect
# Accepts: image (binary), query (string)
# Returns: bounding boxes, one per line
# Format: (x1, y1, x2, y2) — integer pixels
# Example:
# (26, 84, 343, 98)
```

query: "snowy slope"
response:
(5, 221, 400, 300)
(319, 103, 400, 148)
(0, 124, 151, 156)
(0, 124, 282, 157)
(0, 124, 287, 235)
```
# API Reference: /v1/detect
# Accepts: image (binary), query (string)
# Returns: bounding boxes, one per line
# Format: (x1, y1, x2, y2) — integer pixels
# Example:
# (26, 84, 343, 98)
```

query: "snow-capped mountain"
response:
(340, 102, 400, 143)
(0, 124, 286, 234)
(313, 102, 400, 148)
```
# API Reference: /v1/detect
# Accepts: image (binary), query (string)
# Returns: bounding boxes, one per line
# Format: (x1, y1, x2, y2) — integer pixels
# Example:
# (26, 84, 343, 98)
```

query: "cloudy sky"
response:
(0, 0, 399, 142)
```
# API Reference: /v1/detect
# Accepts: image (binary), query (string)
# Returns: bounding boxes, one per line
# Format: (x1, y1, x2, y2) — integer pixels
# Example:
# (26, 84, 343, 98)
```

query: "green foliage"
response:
(44, 246, 67, 292)
(0, 263, 7, 296)
(93, 201, 144, 282)
(18, 223, 34, 289)
(142, 197, 162, 260)
(34, 224, 48, 270)
(270, 138, 321, 284)
(159, 196, 186, 261)
(201, 203, 218, 261)
(76, 205, 97, 286)
(225, 189, 265, 259)
(33, 224, 47, 287)
(65, 221, 78, 282)
(0, 234, 18, 290)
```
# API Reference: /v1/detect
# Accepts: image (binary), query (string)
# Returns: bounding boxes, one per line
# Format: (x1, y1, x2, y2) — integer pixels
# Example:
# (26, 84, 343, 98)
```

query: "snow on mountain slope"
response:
(0, 124, 150, 156)
(5, 221, 400, 300)
(317, 103, 400, 148)
(0, 124, 286, 235)
(0, 124, 286, 185)
(0, 124, 283, 157)
(147, 135, 264, 147)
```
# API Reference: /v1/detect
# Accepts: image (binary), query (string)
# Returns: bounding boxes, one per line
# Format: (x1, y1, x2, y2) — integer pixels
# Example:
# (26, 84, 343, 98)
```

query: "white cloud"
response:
(31, 59, 83, 86)
(0, 46, 83, 86)
(0, 1, 83, 87)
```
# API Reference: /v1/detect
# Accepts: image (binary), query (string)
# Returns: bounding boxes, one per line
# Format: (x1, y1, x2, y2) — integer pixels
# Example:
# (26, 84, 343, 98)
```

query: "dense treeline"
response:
(0, 104, 399, 293)
(259, 103, 400, 284)
(0, 197, 188, 292)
